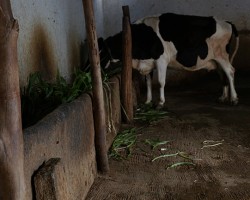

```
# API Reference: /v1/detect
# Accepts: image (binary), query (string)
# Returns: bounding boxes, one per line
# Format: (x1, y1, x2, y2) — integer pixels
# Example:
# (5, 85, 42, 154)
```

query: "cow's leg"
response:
(145, 73, 152, 104)
(216, 66, 230, 103)
(219, 85, 229, 102)
(156, 59, 168, 108)
(215, 59, 238, 105)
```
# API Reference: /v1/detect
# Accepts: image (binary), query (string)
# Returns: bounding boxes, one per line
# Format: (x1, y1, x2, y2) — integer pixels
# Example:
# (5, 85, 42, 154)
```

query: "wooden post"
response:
(0, 0, 26, 199)
(121, 5, 133, 123)
(82, 0, 109, 173)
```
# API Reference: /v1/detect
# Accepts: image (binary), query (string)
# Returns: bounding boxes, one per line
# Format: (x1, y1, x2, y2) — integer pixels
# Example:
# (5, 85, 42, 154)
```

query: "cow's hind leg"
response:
(156, 59, 168, 109)
(215, 59, 238, 105)
(145, 73, 153, 104)
(216, 66, 230, 103)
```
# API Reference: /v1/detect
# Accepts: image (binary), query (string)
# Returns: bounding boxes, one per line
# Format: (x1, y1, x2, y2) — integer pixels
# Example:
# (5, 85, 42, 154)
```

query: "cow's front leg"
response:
(156, 59, 168, 109)
(145, 73, 152, 104)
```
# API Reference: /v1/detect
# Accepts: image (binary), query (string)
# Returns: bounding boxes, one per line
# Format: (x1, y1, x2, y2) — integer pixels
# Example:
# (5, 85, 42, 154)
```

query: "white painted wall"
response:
(11, 0, 104, 86)
(103, 0, 250, 37)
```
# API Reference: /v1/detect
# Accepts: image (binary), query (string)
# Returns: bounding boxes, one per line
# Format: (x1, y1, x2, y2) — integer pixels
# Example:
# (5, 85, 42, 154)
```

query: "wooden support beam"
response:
(82, 0, 109, 173)
(121, 5, 133, 123)
(0, 1, 26, 199)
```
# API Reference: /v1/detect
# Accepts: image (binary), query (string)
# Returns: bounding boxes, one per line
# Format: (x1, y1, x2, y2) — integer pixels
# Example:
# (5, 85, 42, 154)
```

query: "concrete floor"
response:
(86, 71, 250, 200)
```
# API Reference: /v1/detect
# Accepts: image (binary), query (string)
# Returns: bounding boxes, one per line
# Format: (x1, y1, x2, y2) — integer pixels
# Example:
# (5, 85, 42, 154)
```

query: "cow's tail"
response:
(227, 21, 239, 64)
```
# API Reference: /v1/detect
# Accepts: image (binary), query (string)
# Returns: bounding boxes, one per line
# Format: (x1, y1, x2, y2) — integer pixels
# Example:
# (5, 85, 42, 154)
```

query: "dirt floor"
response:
(86, 72, 250, 200)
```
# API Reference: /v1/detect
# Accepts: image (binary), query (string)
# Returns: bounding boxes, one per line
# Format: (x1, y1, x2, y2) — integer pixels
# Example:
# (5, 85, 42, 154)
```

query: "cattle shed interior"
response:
(1, 0, 250, 199)
(10, 0, 250, 86)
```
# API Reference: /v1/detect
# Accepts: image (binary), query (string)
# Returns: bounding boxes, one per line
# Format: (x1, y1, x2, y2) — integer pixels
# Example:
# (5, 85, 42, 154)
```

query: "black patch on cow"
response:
(159, 13, 216, 67)
(105, 23, 164, 60)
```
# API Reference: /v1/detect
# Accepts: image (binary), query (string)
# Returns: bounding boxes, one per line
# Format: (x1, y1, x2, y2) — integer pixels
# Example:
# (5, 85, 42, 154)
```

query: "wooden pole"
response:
(121, 5, 133, 123)
(82, 0, 109, 173)
(0, 0, 26, 199)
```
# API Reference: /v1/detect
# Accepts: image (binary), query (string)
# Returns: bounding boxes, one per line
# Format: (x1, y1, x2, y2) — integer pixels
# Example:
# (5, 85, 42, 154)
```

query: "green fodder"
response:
(134, 103, 169, 124)
(109, 128, 137, 160)
(21, 69, 103, 128)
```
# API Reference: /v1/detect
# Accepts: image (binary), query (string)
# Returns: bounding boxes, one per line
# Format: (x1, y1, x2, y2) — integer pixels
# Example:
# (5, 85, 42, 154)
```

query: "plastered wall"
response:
(103, 0, 250, 37)
(11, 0, 104, 87)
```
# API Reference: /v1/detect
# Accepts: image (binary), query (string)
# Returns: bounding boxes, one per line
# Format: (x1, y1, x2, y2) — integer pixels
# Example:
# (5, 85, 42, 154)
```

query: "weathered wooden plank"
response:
(0, 1, 26, 199)
(82, 0, 109, 173)
(121, 5, 133, 123)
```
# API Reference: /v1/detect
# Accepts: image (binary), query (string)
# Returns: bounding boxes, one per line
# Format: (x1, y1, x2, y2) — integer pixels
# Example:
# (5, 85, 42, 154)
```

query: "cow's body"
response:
(100, 13, 239, 107)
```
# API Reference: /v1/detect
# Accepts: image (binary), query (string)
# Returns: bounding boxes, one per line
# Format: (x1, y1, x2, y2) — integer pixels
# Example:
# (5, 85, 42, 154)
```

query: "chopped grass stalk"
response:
(109, 128, 137, 160)
(145, 139, 170, 150)
(177, 152, 194, 161)
(167, 162, 196, 169)
(152, 151, 194, 162)
(202, 139, 224, 145)
(152, 153, 179, 162)
(201, 143, 223, 149)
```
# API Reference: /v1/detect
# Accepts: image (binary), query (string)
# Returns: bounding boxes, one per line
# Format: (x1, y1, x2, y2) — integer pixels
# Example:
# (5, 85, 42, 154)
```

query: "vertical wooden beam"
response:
(82, 0, 109, 173)
(0, 0, 26, 199)
(121, 5, 133, 123)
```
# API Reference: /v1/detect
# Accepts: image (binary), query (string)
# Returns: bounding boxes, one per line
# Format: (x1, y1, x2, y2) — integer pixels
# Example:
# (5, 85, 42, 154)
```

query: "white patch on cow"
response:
(145, 74, 152, 104)
(156, 55, 169, 106)
(132, 59, 155, 75)
(213, 18, 232, 39)
(141, 16, 159, 31)
(134, 14, 160, 25)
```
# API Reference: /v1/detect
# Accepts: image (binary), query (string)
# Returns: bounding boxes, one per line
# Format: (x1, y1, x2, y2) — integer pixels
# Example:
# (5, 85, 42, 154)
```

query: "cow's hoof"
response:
(145, 101, 152, 105)
(230, 98, 239, 106)
(217, 96, 229, 104)
(217, 97, 238, 106)
(156, 104, 164, 110)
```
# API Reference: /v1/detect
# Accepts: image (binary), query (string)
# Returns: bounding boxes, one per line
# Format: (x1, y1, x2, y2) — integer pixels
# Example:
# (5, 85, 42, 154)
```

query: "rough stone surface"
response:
(24, 94, 97, 200)
(33, 158, 60, 200)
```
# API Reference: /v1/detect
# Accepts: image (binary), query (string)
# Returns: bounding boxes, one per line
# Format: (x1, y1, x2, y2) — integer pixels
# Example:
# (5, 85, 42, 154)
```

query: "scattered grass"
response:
(109, 128, 137, 160)
(152, 152, 179, 162)
(135, 103, 169, 123)
(144, 139, 170, 150)
(21, 69, 107, 128)
(201, 139, 224, 149)
(167, 162, 196, 169)
(152, 151, 194, 162)
(152, 151, 196, 169)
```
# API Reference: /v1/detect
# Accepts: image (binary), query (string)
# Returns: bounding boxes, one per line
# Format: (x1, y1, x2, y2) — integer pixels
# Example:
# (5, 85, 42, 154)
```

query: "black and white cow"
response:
(99, 13, 239, 108)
